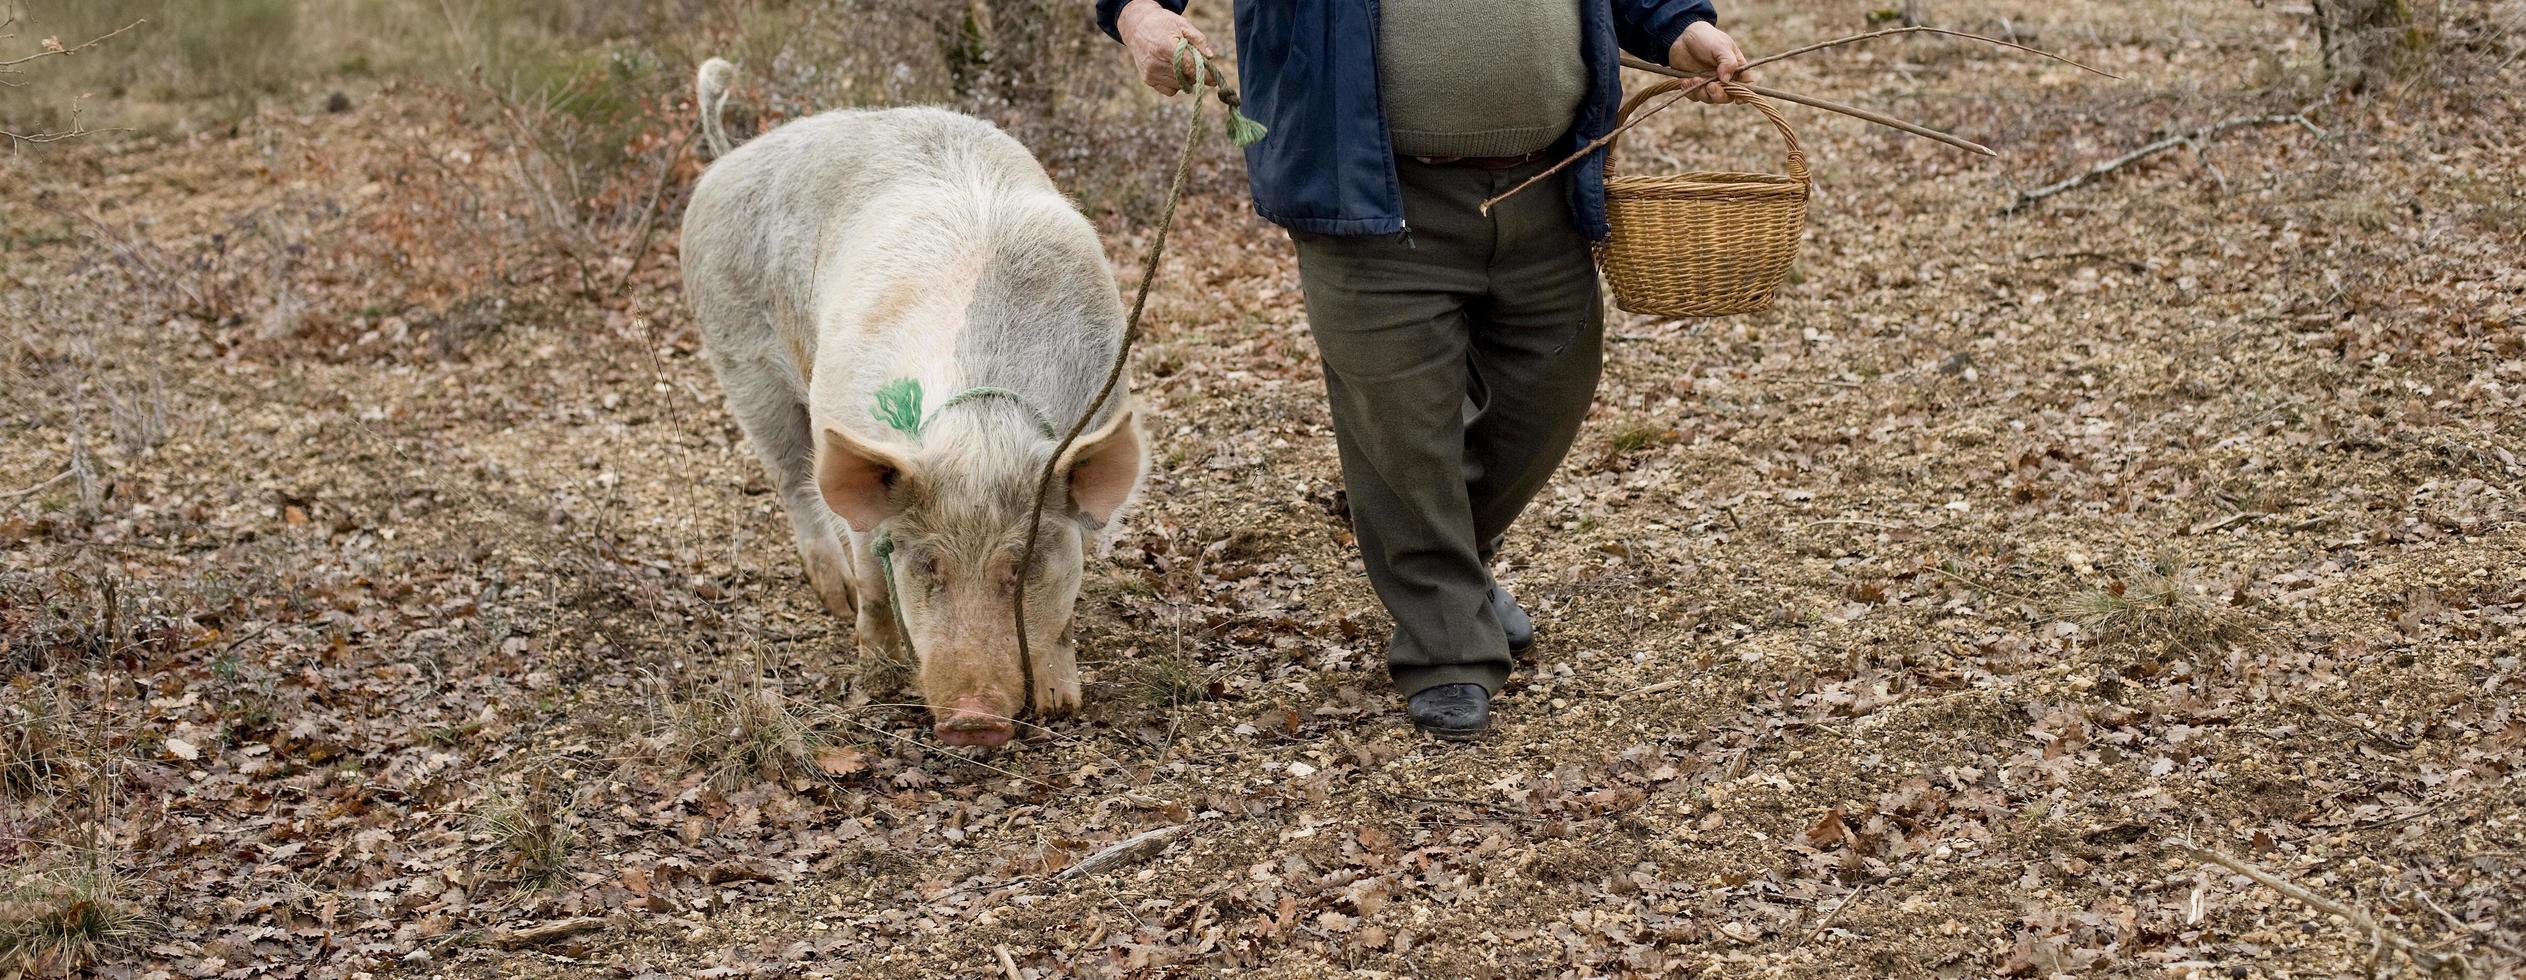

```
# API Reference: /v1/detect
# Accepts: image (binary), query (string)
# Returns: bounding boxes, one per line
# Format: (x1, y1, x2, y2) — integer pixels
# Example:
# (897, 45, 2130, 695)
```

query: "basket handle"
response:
(1606, 80, 1807, 183)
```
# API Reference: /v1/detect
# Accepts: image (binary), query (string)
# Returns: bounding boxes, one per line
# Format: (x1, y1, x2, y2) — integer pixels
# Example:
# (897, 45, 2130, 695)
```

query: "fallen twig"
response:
(995, 945, 1024, 980)
(3, 469, 70, 498)
(1373, 787, 1537, 820)
(2177, 842, 2466, 975)
(1485, 25, 2116, 212)
(1618, 55, 1993, 157)
(1802, 518, 1900, 531)
(2008, 110, 2318, 211)
(489, 915, 610, 950)
(1058, 824, 1188, 879)
(1791, 884, 1869, 951)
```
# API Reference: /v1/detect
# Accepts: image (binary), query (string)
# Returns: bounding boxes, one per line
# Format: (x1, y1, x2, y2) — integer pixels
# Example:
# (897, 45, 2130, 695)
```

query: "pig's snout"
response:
(933, 697, 1015, 748)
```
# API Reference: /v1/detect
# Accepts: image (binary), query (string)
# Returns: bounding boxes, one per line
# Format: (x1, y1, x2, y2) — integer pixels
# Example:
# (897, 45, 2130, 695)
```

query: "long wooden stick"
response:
(2006, 110, 2318, 211)
(2177, 843, 2464, 975)
(1618, 55, 1993, 157)
(1481, 25, 2117, 213)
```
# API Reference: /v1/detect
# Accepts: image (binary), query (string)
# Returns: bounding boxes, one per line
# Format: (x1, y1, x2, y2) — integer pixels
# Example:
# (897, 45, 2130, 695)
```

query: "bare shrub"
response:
(479, 62, 697, 299)
(2312, 0, 2424, 86)
(0, 5, 144, 148)
(0, 569, 201, 677)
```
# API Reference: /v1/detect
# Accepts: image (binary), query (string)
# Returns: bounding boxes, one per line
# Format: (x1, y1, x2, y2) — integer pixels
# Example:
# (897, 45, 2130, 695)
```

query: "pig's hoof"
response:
(1036, 681, 1082, 718)
(803, 555, 857, 618)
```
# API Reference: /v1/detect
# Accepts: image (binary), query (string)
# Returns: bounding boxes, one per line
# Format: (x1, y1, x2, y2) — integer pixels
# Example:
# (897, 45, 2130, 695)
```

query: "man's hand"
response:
(1669, 21, 1753, 104)
(1117, 0, 1216, 96)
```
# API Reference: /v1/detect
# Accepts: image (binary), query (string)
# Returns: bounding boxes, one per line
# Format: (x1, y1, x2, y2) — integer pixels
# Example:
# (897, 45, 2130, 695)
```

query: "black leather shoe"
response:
(1407, 683, 1492, 740)
(1490, 585, 1533, 655)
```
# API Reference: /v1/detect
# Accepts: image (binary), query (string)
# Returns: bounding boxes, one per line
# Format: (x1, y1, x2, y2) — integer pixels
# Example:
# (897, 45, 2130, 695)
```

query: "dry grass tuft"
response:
(652, 663, 829, 790)
(2062, 556, 2266, 654)
(475, 770, 578, 892)
(0, 850, 152, 972)
(0, 692, 72, 799)
(1128, 646, 1210, 708)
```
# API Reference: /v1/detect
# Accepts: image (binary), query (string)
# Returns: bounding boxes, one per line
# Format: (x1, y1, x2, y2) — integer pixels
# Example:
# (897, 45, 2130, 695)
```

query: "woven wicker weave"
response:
(1596, 81, 1810, 317)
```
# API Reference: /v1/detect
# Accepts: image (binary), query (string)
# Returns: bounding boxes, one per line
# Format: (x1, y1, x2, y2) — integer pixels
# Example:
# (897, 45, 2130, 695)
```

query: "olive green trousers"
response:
(1290, 156, 1605, 697)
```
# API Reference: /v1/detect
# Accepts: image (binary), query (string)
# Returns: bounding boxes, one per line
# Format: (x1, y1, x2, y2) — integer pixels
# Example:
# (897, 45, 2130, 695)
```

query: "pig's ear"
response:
(816, 427, 914, 533)
(1058, 407, 1147, 528)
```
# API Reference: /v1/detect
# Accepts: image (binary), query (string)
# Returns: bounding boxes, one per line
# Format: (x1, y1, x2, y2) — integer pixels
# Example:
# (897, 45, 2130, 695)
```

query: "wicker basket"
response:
(1596, 81, 1810, 317)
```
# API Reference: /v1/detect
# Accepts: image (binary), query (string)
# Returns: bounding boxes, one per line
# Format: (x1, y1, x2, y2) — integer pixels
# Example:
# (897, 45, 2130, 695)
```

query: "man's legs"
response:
(1292, 161, 1512, 697)
(1466, 160, 1605, 560)
(1294, 156, 1600, 701)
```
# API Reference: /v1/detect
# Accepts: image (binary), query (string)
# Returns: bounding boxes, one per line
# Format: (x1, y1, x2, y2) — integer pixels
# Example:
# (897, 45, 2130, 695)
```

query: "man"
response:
(1097, 0, 1751, 738)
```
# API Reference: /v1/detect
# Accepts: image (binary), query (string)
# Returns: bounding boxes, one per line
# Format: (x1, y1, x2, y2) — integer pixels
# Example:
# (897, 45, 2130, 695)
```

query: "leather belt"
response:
(1408, 150, 1546, 170)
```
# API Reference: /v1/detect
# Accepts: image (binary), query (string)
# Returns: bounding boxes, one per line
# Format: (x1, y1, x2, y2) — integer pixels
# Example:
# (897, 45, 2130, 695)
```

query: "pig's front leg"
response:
(795, 509, 857, 619)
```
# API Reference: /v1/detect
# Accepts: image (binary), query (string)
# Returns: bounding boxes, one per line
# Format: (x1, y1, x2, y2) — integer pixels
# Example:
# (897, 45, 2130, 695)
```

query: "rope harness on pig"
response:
(1007, 42, 1257, 721)
(867, 384, 1063, 667)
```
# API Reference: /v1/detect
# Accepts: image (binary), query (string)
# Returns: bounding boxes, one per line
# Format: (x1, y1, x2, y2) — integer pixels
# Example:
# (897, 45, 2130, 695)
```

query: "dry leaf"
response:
(814, 746, 867, 777)
(1805, 808, 1850, 849)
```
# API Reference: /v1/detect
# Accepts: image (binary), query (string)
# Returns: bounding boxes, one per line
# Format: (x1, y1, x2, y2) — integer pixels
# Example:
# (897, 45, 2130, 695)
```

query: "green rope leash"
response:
(1007, 42, 1249, 723)
(870, 525, 913, 665)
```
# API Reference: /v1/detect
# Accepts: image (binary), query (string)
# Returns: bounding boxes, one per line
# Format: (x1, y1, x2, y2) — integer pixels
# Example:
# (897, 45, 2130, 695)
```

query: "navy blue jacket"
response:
(1096, 0, 1717, 239)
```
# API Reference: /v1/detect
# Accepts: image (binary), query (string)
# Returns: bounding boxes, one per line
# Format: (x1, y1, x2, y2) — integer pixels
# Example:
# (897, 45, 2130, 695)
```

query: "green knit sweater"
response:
(1377, 0, 1589, 158)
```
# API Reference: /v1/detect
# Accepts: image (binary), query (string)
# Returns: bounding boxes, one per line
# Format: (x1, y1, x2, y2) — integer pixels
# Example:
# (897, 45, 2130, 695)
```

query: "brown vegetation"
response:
(3, 0, 2522, 976)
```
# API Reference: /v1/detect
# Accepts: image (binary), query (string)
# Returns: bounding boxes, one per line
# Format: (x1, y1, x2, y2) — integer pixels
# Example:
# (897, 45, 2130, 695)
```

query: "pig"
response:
(678, 59, 1148, 748)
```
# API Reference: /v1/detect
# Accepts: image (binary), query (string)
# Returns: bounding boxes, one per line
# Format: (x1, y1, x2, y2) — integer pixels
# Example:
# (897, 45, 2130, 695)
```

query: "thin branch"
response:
(2185, 137, 2228, 195)
(1484, 26, 2114, 212)
(1619, 55, 1994, 156)
(3, 469, 71, 498)
(0, 18, 143, 70)
(2177, 842, 2466, 975)
(1748, 25, 2118, 80)
(609, 127, 697, 296)
(2, 123, 128, 148)
(1924, 561, 2043, 604)
(1802, 517, 1900, 530)
(1791, 884, 1869, 951)
(1056, 824, 1190, 879)
(489, 915, 611, 950)
(2008, 110, 2315, 211)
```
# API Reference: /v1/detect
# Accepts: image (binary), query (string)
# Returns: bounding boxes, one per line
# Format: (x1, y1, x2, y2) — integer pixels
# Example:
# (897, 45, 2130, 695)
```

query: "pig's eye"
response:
(912, 552, 944, 586)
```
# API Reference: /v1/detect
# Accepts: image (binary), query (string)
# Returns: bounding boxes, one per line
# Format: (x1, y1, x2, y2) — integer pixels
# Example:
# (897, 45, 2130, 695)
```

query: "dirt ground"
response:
(4, 0, 2523, 977)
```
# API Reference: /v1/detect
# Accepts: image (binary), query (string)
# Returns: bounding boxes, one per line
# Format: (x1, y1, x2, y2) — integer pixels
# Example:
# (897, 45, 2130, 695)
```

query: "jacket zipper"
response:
(1362, 0, 1410, 244)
